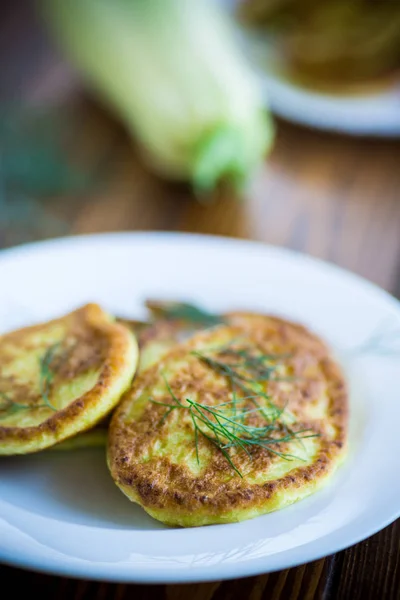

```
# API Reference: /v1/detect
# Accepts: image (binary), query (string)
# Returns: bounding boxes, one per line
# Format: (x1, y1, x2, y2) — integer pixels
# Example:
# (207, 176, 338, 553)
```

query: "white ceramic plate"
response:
(0, 232, 399, 583)
(220, 0, 400, 137)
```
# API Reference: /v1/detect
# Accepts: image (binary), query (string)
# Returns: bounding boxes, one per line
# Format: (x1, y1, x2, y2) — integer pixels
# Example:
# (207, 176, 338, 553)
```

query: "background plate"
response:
(220, 0, 400, 137)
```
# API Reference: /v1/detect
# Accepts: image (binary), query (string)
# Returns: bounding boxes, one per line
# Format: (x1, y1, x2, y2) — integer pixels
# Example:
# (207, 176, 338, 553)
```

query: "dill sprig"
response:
(146, 300, 223, 327)
(0, 342, 62, 419)
(39, 342, 62, 410)
(152, 344, 317, 477)
(192, 344, 290, 422)
(0, 391, 34, 421)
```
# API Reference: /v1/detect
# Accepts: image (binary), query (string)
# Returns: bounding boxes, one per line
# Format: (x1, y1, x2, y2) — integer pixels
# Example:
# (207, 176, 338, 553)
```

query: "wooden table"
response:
(1, 1, 400, 598)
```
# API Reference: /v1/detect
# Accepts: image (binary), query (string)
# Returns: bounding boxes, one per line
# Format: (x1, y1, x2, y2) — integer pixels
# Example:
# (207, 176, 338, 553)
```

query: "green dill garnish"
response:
(192, 344, 292, 421)
(146, 300, 223, 327)
(39, 342, 62, 410)
(0, 342, 62, 419)
(0, 391, 34, 421)
(151, 344, 317, 477)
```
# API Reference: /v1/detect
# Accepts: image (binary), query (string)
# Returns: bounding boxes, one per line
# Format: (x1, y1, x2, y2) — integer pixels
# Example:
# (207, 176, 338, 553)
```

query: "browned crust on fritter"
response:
(108, 313, 348, 517)
(0, 304, 137, 451)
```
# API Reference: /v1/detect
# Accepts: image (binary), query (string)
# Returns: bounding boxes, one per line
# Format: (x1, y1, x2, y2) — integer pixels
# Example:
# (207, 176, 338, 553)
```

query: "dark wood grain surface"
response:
(1, 2, 399, 599)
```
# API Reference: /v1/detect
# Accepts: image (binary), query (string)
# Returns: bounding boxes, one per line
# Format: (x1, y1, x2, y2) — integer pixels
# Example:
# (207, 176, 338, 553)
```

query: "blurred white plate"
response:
(220, 0, 400, 137)
(0, 232, 400, 583)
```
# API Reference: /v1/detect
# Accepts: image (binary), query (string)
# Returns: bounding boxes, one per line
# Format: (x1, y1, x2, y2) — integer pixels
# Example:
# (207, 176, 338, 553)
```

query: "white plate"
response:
(255, 70, 400, 137)
(220, 0, 400, 137)
(0, 232, 399, 583)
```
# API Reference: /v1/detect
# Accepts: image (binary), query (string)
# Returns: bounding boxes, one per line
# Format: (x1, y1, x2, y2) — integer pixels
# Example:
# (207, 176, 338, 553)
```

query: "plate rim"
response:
(1, 230, 400, 312)
(0, 231, 399, 584)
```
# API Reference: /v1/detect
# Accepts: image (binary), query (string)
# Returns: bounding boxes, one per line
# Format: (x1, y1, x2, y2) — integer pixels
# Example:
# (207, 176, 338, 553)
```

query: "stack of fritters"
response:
(0, 301, 348, 527)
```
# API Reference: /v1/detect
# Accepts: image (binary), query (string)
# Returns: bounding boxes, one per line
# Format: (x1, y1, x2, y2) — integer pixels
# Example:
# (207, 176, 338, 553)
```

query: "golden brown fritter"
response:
(108, 313, 348, 527)
(0, 303, 138, 455)
(52, 315, 195, 452)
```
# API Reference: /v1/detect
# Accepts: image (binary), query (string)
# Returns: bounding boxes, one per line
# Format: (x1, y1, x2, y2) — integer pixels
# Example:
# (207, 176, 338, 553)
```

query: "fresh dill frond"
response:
(146, 300, 223, 327)
(0, 391, 34, 421)
(0, 342, 62, 419)
(152, 343, 318, 476)
(39, 342, 62, 411)
(192, 346, 284, 420)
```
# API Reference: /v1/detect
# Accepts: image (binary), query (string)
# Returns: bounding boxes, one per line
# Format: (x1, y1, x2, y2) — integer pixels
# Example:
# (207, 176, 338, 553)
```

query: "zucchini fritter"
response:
(108, 313, 348, 527)
(0, 304, 138, 455)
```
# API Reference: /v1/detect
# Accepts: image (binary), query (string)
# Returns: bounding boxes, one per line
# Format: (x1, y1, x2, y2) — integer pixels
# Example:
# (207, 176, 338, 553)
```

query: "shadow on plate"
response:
(0, 449, 168, 530)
